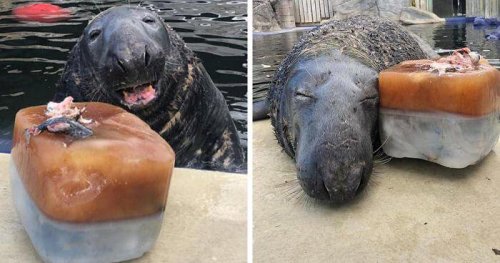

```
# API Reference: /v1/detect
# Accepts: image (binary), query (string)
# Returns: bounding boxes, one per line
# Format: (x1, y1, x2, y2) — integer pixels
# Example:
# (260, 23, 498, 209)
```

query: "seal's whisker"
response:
(295, 191, 308, 205)
(277, 181, 300, 191)
(284, 186, 304, 199)
(274, 180, 296, 188)
(373, 134, 391, 154)
(374, 154, 391, 162)
(283, 187, 303, 197)
(373, 149, 392, 165)
(286, 187, 302, 196)
(292, 192, 302, 204)
(374, 156, 392, 165)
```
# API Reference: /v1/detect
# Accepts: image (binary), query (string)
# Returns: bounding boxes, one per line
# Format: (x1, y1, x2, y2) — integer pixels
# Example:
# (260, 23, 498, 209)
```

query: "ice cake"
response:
(379, 48, 499, 168)
(10, 98, 175, 263)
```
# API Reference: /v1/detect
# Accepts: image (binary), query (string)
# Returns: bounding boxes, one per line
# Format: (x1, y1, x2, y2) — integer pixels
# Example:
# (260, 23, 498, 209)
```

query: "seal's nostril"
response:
(115, 57, 127, 73)
(144, 46, 150, 67)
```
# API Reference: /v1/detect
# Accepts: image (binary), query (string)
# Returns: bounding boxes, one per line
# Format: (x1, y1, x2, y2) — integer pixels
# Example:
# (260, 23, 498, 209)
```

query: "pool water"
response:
(253, 22, 499, 101)
(0, 0, 248, 155)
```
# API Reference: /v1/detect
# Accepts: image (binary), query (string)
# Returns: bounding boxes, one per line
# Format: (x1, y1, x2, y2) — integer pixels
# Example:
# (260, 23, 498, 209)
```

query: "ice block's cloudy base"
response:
(10, 158, 164, 263)
(380, 109, 499, 168)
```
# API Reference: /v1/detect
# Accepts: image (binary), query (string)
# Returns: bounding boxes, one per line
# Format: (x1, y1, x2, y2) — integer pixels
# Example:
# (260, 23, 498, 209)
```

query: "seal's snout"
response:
(110, 42, 164, 76)
(297, 140, 371, 203)
(107, 39, 164, 109)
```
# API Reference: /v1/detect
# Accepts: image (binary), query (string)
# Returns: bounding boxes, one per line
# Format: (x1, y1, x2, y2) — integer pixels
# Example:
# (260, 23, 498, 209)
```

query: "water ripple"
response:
(0, 0, 247, 155)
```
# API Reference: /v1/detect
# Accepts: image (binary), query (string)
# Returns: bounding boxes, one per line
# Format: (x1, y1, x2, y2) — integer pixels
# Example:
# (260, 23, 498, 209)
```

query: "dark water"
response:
(253, 22, 500, 101)
(0, 0, 247, 154)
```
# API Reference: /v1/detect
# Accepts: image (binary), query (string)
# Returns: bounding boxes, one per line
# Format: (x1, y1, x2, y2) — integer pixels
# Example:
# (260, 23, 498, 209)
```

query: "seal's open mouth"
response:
(116, 82, 157, 109)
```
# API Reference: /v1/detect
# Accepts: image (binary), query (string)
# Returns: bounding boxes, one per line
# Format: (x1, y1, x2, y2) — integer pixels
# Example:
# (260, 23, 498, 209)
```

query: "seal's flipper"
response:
(253, 99, 270, 120)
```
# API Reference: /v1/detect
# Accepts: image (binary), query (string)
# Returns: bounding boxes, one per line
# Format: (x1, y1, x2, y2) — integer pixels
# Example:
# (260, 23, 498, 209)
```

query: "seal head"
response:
(279, 54, 378, 202)
(269, 16, 435, 202)
(74, 6, 168, 110)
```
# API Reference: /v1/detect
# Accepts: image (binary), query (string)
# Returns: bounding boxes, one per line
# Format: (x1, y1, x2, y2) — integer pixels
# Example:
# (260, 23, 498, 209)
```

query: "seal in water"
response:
(54, 6, 245, 172)
(268, 16, 437, 203)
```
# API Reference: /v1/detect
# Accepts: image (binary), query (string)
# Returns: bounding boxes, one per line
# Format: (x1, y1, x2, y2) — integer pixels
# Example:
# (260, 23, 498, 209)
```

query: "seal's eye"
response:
(89, 29, 101, 41)
(142, 16, 155, 24)
(295, 90, 315, 99)
(359, 95, 378, 108)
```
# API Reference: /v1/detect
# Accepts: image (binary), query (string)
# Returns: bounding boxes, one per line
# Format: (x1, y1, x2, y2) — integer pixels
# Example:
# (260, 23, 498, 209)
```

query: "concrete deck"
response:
(0, 154, 246, 263)
(253, 120, 500, 262)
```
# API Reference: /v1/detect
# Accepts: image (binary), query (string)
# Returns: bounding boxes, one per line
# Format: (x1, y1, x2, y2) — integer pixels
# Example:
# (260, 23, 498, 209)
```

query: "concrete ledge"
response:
(0, 154, 246, 263)
(254, 120, 500, 262)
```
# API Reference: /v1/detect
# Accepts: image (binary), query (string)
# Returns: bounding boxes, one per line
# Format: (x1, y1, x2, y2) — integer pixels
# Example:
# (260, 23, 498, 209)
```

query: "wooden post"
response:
(466, 0, 485, 17)
(484, 0, 499, 18)
(415, 0, 433, 12)
(276, 0, 296, 28)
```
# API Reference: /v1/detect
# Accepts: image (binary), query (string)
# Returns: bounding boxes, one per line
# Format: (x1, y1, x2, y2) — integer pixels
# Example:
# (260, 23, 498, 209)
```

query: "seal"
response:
(54, 6, 245, 172)
(268, 16, 437, 203)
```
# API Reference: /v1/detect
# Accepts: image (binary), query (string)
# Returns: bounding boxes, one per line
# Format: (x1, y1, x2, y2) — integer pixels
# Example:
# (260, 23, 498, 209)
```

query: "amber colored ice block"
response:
(10, 102, 175, 263)
(379, 59, 500, 168)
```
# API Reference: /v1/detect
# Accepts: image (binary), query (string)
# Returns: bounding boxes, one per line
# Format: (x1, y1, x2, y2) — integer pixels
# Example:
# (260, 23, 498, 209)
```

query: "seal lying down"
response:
(11, 98, 174, 263)
(54, 6, 244, 172)
(268, 16, 438, 203)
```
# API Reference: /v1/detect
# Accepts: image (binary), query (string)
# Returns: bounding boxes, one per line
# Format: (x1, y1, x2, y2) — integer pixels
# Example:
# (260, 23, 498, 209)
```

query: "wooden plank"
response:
(466, 0, 485, 17)
(308, 0, 314, 23)
(325, 0, 331, 19)
(485, 0, 499, 18)
(314, 0, 320, 22)
(319, 0, 322, 20)
(328, 0, 335, 18)
(319, 0, 325, 19)
(312, 0, 318, 22)
(321, 0, 328, 19)
(307, 0, 312, 23)
(300, 0, 305, 23)
(301, 0, 307, 23)
(303, 0, 307, 23)
(298, 0, 303, 23)
(294, 0, 300, 23)
(293, 0, 300, 24)
(304, 0, 312, 23)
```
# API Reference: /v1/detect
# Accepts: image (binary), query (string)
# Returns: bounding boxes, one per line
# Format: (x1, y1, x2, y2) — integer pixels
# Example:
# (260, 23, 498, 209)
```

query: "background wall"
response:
(254, 0, 500, 32)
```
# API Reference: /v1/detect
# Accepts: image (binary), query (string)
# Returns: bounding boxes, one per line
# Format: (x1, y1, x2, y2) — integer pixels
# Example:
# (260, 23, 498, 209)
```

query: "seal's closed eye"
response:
(295, 90, 315, 99)
(142, 16, 155, 24)
(359, 95, 378, 105)
(88, 29, 101, 41)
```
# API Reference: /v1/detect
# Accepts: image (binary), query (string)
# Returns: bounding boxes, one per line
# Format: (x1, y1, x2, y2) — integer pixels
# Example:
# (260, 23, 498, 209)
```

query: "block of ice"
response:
(379, 51, 500, 168)
(380, 109, 499, 168)
(10, 101, 175, 262)
(10, 160, 164, 263)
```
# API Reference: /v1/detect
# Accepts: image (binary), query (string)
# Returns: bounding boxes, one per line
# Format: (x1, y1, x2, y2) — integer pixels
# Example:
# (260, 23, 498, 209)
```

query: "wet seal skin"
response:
(268, 16, 437, 203)
(54, 6, 245, 172)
